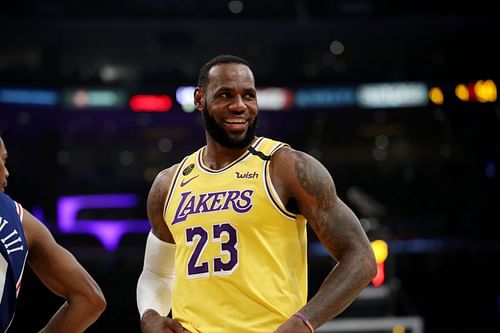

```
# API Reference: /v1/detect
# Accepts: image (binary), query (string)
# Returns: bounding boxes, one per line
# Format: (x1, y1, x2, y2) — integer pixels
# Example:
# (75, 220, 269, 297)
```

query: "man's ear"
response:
(194, 87, 204, 111)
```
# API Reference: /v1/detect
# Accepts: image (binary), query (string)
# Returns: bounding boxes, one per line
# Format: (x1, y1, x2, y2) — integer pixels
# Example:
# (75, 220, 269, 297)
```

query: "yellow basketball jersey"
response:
(163, 136, 308, 333)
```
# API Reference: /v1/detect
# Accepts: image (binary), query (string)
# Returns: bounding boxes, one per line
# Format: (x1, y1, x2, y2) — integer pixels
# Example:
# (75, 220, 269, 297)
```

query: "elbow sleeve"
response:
(136, 231, 176, 317)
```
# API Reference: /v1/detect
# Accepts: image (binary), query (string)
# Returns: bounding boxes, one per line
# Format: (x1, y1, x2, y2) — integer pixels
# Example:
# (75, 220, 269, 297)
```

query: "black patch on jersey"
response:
(248, 146, 271, 161)
(183, 163, 195, 176)
(286, 198, 300, 214)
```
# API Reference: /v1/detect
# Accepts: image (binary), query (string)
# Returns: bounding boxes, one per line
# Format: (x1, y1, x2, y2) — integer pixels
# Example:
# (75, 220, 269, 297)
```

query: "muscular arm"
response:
(23, 210, 106, 333)
(146, 166, 178, 243)
(138, 165, 187, 333)
(271, 147, 377, 331)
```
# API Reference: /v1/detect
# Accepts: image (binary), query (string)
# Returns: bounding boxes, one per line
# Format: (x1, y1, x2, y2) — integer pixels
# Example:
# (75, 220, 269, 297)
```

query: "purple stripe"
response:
(264, 143, 296, 219)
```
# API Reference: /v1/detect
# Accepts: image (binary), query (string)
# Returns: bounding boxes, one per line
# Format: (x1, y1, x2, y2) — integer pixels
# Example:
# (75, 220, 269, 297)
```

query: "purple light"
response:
(57, 194, 150, 251)
(31, 205, 44, 222)
(485, 160, 496, 179)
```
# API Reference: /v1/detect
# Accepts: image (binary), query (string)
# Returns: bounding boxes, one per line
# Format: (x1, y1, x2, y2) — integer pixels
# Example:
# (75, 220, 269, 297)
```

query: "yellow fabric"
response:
(163, 137, 308, 333)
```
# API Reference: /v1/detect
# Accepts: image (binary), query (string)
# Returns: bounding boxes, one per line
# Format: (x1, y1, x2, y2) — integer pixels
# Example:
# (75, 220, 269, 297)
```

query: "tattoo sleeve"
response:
(293, 151, 335, 223)
(291, 150, 356, 258)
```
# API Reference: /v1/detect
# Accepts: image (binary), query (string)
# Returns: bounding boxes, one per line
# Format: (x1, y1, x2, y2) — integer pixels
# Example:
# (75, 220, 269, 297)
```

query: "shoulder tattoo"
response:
(292, 151, 335, 225)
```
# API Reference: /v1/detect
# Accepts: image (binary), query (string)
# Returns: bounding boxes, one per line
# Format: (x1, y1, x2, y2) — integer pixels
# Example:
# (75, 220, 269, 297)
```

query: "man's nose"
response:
(229, 95, 246, 111)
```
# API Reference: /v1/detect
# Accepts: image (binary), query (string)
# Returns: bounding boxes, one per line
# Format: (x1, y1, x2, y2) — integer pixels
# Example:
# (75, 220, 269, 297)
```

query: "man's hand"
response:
(140, 310, 189, 333)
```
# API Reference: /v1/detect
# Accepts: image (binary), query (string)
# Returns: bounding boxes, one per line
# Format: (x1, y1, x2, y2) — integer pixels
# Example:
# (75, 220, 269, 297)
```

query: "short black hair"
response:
(197, 54, 251, 90)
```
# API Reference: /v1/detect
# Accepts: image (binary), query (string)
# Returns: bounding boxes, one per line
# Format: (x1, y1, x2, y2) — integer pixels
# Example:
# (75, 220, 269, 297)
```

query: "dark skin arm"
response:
(139, 165, 188, 333)
(23, 209, 106, 333)
(272, 147, 377, 332)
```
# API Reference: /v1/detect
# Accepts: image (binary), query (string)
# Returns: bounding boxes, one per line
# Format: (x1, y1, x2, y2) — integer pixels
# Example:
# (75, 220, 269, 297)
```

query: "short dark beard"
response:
(202, 107, 258, 149)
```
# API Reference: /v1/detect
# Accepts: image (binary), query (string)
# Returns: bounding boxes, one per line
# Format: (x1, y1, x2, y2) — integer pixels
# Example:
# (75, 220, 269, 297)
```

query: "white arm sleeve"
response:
(136, 231, 176, 318)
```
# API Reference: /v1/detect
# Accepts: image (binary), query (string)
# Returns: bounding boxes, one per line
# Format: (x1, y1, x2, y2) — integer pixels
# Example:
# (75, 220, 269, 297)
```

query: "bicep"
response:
(276, 150, 369, 260)
(24, 210, 101, 298)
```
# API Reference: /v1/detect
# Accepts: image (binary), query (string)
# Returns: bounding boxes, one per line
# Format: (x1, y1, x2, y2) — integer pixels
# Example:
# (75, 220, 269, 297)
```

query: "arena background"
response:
(1, 1, 499, 332)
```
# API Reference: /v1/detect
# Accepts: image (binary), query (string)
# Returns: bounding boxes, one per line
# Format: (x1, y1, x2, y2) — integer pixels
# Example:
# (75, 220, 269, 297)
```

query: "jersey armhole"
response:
(263, 143, 298, 220)
(14, 201, 24, 223)
(162, 156, 190, 221)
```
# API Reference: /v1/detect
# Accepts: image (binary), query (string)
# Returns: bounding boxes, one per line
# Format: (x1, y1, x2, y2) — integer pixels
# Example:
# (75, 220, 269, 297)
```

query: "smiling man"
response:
(136, 54, 376, 333)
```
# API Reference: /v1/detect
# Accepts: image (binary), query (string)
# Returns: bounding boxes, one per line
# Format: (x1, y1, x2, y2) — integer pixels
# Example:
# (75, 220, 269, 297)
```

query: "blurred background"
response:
(1, 1, 499, 332)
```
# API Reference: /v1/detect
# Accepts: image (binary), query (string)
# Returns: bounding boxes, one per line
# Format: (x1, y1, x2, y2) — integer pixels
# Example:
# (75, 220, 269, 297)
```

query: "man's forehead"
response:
(207, 64, 254, 90)
(209, 63, 253, 79)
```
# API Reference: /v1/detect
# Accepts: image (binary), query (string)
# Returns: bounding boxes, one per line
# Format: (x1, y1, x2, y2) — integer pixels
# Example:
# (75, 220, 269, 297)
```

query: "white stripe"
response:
(0, 254, 8, 301)
(16, 249, 28, 297)
(15, 202, 24, 222)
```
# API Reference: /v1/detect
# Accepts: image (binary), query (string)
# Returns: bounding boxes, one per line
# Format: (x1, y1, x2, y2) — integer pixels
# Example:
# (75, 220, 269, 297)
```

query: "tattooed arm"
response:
(271, 146, 377, 332)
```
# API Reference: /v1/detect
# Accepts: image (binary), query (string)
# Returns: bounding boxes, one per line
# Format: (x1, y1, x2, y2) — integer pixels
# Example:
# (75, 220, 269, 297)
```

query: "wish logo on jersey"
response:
(235, 171, 259, 179)
(172, 189, 254, 224)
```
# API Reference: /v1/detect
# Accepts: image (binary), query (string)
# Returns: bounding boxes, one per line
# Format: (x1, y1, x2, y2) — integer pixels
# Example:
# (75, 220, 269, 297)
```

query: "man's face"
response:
(197, 63, 259, 149)
(0, 138, 9, 192)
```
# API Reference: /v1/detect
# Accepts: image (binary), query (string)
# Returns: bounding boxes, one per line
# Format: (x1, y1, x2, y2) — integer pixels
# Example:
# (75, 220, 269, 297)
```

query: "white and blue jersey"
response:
(0, 193, 28, 332)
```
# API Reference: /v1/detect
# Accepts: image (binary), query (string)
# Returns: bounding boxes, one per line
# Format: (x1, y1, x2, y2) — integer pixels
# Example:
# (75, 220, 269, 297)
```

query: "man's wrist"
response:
(293, 311, 314, 333)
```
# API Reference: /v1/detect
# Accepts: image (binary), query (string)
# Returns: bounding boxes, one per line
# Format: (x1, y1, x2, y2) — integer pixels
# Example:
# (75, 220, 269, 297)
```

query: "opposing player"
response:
(0, 135, 106, 332)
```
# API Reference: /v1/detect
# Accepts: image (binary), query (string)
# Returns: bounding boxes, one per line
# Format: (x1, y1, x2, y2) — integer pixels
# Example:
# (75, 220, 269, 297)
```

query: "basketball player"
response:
(0, 136, 106, 332)
(136, 55, 377, 333)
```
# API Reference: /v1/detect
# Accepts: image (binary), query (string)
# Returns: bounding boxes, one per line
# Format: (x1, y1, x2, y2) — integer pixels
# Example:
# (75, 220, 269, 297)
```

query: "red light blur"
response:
(371, 262, 385, 287)
(130, 94, 173, 112)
